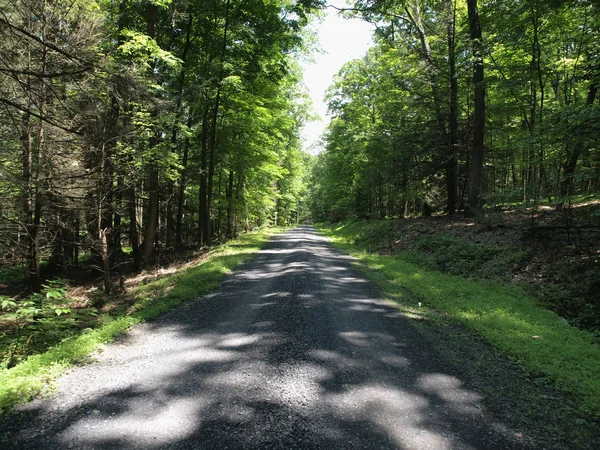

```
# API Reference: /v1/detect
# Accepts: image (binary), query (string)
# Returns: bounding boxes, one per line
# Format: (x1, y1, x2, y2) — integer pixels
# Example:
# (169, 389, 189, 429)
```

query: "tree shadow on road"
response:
(0, 226, 560, 449)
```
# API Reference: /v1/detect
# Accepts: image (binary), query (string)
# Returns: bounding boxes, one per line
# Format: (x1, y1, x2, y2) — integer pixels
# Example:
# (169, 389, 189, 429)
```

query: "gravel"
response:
(0, 226, 530, 449)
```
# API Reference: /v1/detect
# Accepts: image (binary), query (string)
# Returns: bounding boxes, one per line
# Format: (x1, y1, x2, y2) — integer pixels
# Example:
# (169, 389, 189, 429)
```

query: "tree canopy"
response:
(309, 0, 599, 222)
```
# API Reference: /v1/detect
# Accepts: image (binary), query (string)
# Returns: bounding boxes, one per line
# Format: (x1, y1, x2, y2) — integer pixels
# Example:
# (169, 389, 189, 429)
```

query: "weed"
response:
(0, 280, 76, 370)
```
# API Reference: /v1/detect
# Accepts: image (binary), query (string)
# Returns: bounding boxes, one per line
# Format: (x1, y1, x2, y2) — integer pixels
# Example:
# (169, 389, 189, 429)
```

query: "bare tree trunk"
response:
(561, 85, 597, 201)
(99, 228, 111, 294)
(128, 165, 140, 271)
(226, 169, 234, 237)
(167, 12, 192, 248)
(446, 0, 458, 215)
(101, 146, 114, 240)
(207, 88, 221, 243)
(74, 216, 80, 266)
(199, 103, 210, 245)
(96, 147, 112, 292)
(30, 4, 48, 291)
(142, 162, 159, 265)
(175, 118, 191, 247)
(216, 167, 223, 237)
(166, 182, 174, 247)
(141, 3, 159, 265)
(22, 109, 34, 275)
(405, 1, 454, 215)
(113, 174, 124, 255)
(466, 0, 486, 215)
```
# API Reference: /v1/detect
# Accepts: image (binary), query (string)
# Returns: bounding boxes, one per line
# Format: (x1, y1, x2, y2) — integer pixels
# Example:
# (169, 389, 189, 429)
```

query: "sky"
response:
(300, 1, 375, 153)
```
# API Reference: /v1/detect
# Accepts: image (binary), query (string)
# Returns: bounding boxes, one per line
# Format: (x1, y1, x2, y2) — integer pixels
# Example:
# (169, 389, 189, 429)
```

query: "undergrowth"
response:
(332, 219, 600, 332)
(317, 221, 600, 419)
(0, 228, 281, 415)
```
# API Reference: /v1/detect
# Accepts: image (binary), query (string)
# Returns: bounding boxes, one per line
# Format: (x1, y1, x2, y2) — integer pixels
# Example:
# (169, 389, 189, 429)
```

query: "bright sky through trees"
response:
(300, 1, 374, 153)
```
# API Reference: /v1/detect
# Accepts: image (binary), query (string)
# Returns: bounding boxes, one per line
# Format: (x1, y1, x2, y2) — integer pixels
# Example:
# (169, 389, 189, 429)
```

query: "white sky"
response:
(300, 1, 375, 153)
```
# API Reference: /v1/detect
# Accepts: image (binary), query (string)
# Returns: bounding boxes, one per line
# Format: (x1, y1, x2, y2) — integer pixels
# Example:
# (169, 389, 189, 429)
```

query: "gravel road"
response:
(0, 226, 529, 449)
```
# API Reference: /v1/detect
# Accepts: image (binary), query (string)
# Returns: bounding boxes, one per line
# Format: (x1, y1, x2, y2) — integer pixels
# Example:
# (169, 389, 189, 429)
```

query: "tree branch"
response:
(0, 15, 91, 67)
(0, 66, 93, 79)
(0, 97, 82, 135)
(326, 5, 410, 23)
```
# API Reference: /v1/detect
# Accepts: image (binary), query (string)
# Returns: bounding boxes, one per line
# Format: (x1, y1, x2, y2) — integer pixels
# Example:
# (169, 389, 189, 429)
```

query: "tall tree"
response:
(465, 0, 485, 215)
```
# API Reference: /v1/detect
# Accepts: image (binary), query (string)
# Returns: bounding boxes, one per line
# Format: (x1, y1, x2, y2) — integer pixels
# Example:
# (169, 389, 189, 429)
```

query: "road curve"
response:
(0, 226, 528, 449)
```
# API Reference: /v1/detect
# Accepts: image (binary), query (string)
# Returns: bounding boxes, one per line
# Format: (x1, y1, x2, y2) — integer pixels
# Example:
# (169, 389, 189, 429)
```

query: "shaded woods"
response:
(0, 0, 322, 291)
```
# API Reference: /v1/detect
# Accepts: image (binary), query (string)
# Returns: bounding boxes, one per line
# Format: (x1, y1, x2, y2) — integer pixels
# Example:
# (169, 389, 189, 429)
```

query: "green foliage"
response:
(118, 30, 182, 69)
(0, 265, 28, 285)
(1, 280, 70, 319)
(0, 280, 75, 370)
(406, 235, 498, 276)
(319, 222, 600, 418)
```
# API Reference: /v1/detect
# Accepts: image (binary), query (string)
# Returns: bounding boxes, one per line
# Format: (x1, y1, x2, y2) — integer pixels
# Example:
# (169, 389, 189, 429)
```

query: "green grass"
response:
(402, 234, 531, 280)
(0, 228, 282, 414)
(489, 192, 599, 209)
(317, 221, 600, 418)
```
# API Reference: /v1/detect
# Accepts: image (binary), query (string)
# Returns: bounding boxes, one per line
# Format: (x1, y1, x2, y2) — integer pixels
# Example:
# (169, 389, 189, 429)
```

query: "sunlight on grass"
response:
(0, 228, 283, 415)
(317, 222, 600, 418)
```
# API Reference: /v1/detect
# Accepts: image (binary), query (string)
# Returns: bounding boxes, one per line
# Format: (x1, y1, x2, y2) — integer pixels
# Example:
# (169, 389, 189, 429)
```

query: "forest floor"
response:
(340, 201, 600, 333)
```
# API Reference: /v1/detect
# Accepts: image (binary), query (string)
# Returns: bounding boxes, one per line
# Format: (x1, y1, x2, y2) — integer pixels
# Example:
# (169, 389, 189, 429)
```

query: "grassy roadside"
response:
(316, 222, 600, 420)
(0, 228, 283, 415)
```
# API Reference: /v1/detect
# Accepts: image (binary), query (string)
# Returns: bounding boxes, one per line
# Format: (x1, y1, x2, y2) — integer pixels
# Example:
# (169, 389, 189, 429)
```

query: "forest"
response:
(0, 0, 599, 423)
(310, 0, 600, 220)
(0, 0, 319, 293)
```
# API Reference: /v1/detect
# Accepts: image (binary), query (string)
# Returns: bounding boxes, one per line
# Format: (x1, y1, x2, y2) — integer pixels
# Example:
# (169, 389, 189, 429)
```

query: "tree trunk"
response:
(101, 144, 114, 237)
(446, 0, 458, 215)
(405, 1, 451, 214)
(113, 173, 124, 255)
(166, 181, 174, 247)
(167, 12, 192, 248)
(204, 0, 231, 243)
(74, 216, 80, 266)
(560, 85, 598, 200)
(207, 88, 221, 243)
(466, 0, 486, 215)
(22, 109, 34, 276)
(142, 163, 159, 265)
(199, 103, 210, 245)
(128, 166, 140, 271)
(30, 13, 48, 291)
(226, 169, 234, 237)
(216, 167, 223, 237)
(175, 118, 191, 247)
(99, 228, 111, 294)
(141, 3, 159, 265)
